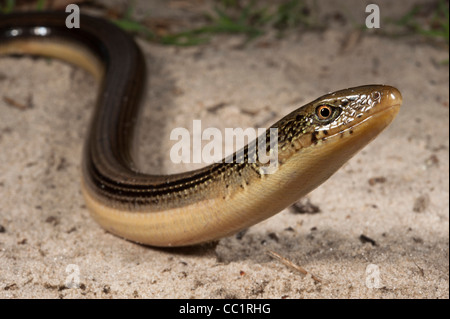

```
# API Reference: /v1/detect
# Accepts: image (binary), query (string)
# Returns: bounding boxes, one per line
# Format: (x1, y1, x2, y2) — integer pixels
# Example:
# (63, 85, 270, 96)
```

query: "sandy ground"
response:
(0, 0, 448, 298)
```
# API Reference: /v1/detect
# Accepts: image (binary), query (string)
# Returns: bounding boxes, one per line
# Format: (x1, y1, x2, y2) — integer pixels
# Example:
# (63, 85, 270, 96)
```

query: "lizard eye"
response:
(316, 105, 333, 120)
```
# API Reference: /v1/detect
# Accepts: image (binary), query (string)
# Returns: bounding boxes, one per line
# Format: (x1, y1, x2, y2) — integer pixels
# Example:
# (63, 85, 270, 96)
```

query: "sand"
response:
(0, 0, 448, 298)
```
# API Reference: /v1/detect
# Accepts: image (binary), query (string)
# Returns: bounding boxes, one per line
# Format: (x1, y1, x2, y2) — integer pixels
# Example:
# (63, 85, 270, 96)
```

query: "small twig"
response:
(266, 249, 324, 283)
(412, 261, 425, 277)
(206, 101, 229, 113)
(3, 95, 32, 111)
